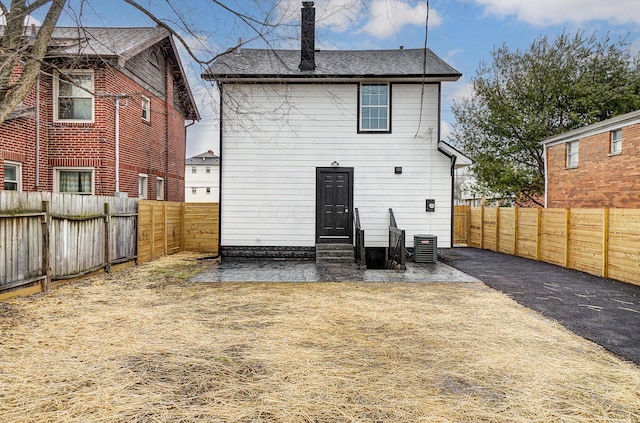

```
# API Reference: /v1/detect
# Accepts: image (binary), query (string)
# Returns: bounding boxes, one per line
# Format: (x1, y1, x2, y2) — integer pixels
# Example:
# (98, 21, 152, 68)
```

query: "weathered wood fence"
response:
(0, 191, 137, 296)
(459, 206, 640, 286)
(1, 193, 219, 298)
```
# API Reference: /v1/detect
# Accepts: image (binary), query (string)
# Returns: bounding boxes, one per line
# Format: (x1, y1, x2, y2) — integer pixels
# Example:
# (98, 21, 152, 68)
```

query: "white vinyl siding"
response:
(220, 83, 451, 248)
(185, 163, 220, 202)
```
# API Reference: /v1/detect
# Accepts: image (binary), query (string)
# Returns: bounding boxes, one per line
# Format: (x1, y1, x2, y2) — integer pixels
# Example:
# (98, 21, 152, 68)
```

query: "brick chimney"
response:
(298, 1, 316, 71)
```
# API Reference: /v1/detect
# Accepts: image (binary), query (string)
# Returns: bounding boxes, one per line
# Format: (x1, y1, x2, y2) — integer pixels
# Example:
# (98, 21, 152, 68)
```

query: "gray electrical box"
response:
(414, 234, 437, 263)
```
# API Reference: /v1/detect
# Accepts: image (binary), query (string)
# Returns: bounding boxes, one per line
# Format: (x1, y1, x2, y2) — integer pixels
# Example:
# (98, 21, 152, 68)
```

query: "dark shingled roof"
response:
(203, 48, 461, 81)
(46, 27, 169, 57)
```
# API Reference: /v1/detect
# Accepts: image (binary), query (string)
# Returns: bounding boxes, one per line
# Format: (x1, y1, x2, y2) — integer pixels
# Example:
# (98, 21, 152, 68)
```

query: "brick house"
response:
(542, 110, 640, 208)
(0, 26, 199, 201)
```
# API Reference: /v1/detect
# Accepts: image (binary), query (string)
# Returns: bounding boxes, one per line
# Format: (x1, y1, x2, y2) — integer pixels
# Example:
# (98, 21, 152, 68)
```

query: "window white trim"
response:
(53, 70, 95, 123)
(156, 177, 164, 200)
(566, 141, 579, 168)
(141, 95, 150, 122)
(359, 82, 391, 132)
(54, 167, 95, 194)
(138, 173, 148, 199)
(3, 161, 22, 191)
(610, 129, 622, 155)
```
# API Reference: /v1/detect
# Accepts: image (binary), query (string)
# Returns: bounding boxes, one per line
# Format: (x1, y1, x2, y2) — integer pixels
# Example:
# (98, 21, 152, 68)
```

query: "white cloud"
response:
(0, 14, 42, 26)
(474, 0, 640, 26)
(362, 0, 441, 39)
(276, 0, 365, 32)
(276, 0, 440, 38)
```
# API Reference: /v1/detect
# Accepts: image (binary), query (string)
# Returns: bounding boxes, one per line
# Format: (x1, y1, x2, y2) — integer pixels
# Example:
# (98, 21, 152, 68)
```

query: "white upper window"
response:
(156, 177, 164, 200)
(142, 95, 150, 122)
(610, 129, 622, 155)
(55, 168, 94, 194)
(138, 174, 148, 199)
(566, 141, 579, 168)
(3, 161, 21, 191)
(359, 83, 390, 132)
(54, 71, 94, 122)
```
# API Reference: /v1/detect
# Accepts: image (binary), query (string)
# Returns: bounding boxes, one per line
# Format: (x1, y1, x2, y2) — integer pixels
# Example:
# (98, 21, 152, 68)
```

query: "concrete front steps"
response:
(315, 243, 355, 263)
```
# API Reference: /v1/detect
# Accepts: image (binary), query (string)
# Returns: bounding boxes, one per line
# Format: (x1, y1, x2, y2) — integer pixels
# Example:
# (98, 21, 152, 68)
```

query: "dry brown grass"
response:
(1, 253, 639, 422)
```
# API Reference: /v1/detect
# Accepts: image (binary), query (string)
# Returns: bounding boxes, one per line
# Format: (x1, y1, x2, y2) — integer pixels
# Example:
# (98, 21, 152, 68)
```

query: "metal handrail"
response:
(354, 208, 366, 269)
(387, 208, 406, 270)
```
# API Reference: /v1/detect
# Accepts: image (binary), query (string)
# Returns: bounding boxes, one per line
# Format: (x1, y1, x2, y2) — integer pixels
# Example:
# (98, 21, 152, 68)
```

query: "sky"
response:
(47, 0, 640, 158)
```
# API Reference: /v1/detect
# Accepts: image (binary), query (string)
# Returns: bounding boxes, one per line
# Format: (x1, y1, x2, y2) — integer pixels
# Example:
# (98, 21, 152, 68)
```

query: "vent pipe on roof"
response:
(299, 1, 316, 71)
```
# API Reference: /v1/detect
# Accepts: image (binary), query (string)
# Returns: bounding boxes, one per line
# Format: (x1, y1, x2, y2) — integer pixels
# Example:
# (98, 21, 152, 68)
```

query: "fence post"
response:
(150, 202, 156, 259)
(180, 202, 186, 253)
(602, 208, 609, 278)
(514, 205, 519, 257)
(480, 206, 485, 250)
(564, 207, 570, 268)
(495, 207, 500, 252)
(41, 201, 51, 292)
(163, 203, 168, 256)
(104, 202, 111, 273)
(536, 207, 542, 261)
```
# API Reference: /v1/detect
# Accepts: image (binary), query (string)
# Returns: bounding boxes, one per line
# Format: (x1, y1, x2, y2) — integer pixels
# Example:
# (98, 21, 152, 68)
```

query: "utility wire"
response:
(414, 0, 430, 138)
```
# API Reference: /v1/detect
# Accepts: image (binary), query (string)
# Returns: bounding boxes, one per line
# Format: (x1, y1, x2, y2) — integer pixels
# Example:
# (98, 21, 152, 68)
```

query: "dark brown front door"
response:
(316, 168, 353, 244)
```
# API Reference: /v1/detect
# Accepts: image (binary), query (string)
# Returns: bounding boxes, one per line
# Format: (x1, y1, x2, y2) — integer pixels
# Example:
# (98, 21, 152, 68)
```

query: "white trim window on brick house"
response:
(54, 70, 94, 122)
(359, 83, 390, 132)
(566, 140, 579, 168)
(610, 129, 622, 155)
(156, 177, 164, 200)
(142, 95, 150, 122)
(55, 167, 94, 194)
(3, 161, 22, 191)
(138, 174, 148, 199)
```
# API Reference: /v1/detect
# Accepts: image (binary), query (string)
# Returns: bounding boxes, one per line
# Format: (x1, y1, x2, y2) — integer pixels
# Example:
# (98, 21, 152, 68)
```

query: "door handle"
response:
(344, 208, 349, 213)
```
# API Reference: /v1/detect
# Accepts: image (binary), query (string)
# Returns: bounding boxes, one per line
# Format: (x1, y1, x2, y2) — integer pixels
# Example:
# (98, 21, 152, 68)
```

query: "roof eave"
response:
(203, 73, 462, 83)
(540, 109, 640, 146)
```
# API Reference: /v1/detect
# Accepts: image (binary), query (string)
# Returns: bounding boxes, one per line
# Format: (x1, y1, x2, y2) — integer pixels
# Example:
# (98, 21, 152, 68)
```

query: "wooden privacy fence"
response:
(2, 193, 219, 297)
(137, 201, 219, 263)
(0, 191, 137, 295)
(461, 206, 640, 286)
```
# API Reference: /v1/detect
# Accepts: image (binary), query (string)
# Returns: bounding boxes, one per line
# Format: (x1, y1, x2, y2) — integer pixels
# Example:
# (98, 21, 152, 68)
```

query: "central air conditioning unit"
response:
(414, 234, 437, 263)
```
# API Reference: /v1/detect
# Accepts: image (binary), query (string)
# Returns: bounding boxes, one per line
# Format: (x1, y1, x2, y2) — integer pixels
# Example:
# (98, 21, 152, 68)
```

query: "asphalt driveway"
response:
(439, 248, 640, 366)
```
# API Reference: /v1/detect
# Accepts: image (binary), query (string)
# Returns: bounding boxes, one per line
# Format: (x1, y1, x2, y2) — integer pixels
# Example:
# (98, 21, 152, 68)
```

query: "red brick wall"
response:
(546, 122, 640, 208)
(1, 61, 188, 202)
(0, 65, 50, 191)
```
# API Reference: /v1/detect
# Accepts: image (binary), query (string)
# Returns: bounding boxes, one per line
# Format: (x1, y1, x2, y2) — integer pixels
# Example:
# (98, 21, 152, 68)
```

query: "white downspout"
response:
(35, 74, 40, 188)
(114, 96, 121, 194)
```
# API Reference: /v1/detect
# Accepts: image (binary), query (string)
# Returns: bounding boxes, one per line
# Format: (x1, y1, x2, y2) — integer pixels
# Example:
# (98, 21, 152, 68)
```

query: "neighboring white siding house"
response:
(203, 2, 464, 259)
(185, 150, 220, 202)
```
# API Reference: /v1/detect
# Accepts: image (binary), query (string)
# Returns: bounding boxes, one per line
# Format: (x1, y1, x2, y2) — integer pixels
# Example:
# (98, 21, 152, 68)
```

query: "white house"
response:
(185, 150, 220, 202)
(202, 1, 467, 261)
